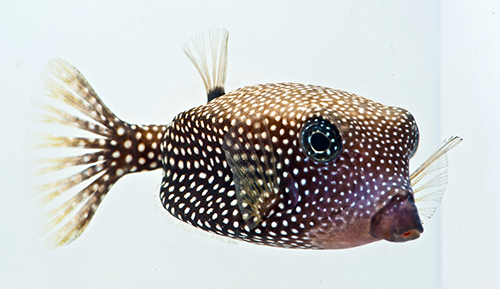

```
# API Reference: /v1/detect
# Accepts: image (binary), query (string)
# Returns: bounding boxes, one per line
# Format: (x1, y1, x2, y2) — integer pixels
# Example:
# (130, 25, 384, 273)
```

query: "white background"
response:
(1, 1, 498, 288)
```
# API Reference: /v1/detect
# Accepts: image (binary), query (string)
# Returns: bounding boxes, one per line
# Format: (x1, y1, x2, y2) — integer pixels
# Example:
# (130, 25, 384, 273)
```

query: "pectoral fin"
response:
(411, 136, 462, 219)
(223, 117, 280, 229)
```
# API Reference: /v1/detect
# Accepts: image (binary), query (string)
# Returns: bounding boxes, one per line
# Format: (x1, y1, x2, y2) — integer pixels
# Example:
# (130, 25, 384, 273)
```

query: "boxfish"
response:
(32, 29, 461, 250)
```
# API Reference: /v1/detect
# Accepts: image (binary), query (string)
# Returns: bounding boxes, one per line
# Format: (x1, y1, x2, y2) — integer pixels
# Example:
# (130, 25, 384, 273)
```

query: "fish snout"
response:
(370, 190, 423, 242)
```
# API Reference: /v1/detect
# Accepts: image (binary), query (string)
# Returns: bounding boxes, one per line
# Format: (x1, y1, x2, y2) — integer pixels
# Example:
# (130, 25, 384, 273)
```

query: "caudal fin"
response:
(31, 59, 167, 249)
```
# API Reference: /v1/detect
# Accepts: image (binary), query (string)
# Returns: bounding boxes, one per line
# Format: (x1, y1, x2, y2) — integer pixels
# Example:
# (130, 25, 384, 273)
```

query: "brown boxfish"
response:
(32, 29, 462, 250)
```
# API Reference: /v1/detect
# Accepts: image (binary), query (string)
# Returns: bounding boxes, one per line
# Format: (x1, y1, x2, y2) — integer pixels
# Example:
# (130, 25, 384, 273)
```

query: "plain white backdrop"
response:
(0, 1, 498, 288)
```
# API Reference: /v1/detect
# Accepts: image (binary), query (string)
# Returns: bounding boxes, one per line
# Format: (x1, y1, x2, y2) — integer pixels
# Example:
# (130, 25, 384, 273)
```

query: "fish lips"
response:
(370, 191, 423, 242)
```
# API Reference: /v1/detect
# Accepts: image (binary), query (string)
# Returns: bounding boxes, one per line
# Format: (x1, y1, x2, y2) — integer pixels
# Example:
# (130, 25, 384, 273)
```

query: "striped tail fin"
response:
(32, 59, 167, 249)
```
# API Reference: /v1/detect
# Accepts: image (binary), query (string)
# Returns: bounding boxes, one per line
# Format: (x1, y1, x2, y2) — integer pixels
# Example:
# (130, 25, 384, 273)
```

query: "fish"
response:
(32, 29, 462, 250)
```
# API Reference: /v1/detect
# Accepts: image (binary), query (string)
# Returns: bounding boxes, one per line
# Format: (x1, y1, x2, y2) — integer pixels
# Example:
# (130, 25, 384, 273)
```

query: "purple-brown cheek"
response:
(370, 191, 423, 242)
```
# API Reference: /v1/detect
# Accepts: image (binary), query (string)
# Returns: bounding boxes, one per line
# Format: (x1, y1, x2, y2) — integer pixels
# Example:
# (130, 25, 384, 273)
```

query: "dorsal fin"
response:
(183, 29, 229, 102)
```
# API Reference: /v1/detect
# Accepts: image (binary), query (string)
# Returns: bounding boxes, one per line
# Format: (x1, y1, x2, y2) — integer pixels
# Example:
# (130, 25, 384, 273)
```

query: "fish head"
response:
(217, 84, 424, 249)
(290, 91, 421, 248)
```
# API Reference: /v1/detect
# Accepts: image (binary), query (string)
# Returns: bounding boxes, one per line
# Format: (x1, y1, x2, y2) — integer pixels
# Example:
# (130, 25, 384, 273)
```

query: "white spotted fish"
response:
(32, 29, 462, 249)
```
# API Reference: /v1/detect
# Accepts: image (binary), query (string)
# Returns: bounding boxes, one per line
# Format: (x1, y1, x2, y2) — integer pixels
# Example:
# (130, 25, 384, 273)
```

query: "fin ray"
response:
(38, 103, 113, 137)
(43, 59, 119, 126)
(35, 151, 107, 174)
(31, 59, 166, 249)
(183, 29, 229, 101)
(411, 136, 462, 219)
(35, 160, 111, 205)
(223, 116, 280, 229)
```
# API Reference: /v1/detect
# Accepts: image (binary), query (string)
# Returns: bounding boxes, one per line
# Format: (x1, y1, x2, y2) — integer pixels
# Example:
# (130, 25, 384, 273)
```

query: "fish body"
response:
(161, 83, 419, 249)
(34, 29, 461, 249)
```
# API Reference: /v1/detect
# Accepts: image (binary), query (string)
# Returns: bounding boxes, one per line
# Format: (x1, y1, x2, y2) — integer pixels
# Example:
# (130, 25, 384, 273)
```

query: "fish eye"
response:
(300, 118, 342, 162)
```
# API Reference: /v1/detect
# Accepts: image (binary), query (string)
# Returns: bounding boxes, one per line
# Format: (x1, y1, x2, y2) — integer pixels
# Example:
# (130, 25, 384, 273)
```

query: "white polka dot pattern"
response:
(160, 82, 420, 249)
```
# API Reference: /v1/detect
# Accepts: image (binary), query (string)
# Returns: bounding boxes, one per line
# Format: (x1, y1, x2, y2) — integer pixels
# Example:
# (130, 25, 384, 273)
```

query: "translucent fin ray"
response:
(35, 161, 111, 205)
(35, 151, 107, 174)
(411, 136, 462, 219)
(154, 192, 239, 245)
(39, 103, 113, 137)
(40, 171, 117, 248)
(32, 59, 167, 249)
(38, 134, 110, 149)
(31, 59, 129, 248)
(183, 29, 229, 101)
(43, 59, 119, 127)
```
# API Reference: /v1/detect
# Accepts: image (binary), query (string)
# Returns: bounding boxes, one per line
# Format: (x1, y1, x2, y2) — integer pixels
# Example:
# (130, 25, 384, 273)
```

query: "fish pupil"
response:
(310, 132, 330, 152)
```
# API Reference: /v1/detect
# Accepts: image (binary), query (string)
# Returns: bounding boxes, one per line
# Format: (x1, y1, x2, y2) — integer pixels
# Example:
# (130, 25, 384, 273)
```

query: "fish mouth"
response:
(369, 190, 423, 242)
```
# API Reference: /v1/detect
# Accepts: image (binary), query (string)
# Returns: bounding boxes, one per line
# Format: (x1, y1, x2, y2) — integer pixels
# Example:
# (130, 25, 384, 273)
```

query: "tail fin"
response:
(32, 59, 167, 249)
